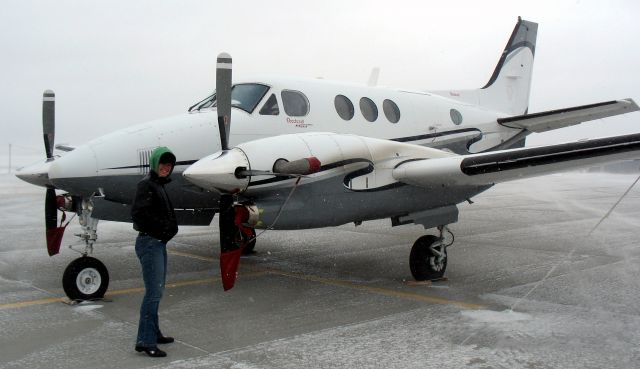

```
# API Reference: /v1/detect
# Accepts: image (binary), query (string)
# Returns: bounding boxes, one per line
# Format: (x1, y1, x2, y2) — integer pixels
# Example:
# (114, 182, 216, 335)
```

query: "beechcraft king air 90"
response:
(16, 18, 640, 299)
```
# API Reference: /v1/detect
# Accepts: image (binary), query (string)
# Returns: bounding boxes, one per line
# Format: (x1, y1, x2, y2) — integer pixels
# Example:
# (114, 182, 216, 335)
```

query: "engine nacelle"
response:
(183, 132, 453, 193)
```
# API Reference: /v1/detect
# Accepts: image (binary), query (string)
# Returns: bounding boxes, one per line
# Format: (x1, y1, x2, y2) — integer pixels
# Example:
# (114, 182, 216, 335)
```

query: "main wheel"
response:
(409, 235, 447, 281)
(62, 256, 110, 301)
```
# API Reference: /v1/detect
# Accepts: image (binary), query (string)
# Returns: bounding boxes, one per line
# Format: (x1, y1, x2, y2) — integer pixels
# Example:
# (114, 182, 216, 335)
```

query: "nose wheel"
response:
(62, 256, 109, 301)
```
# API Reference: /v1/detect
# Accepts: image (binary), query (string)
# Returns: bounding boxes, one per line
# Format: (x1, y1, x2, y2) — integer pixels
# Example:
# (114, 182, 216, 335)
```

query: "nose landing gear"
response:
(61, 197, 110, 302)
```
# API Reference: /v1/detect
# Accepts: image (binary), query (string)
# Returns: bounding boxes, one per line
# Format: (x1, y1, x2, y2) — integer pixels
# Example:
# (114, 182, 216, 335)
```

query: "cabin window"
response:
(450, 108, 463, 125)
(383, 99, 400, 123)
(359, 97, 378, 122)
(189, 83, 269, 114)
(281, 90, 310, 117)
(335, 95, 354, 120)
(259, 94, 280, 115)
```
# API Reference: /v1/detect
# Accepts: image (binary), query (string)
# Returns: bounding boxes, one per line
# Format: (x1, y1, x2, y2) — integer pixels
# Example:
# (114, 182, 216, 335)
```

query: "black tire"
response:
(241, 228, 257, 255)
(409, 235, 447, 281)
(62, 256, 110, 301)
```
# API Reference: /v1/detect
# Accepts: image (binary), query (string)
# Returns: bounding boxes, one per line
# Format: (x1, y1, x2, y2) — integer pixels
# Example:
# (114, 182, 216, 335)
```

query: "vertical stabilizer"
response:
(431, 18, 538, 116)
(480, 18, 538, 115)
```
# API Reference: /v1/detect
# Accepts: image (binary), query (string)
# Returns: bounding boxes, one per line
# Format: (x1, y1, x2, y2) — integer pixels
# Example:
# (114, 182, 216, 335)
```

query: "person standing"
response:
(131, 146, 178, 357)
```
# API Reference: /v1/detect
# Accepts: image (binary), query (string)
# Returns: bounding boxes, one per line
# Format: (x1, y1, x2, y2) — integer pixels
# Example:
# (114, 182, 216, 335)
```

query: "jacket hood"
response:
(150, 146, 176, 176)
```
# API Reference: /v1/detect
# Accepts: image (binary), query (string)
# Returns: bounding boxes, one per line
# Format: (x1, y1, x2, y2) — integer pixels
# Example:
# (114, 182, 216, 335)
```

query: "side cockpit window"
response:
(281, 90, 310, 117)
(188, 83, 269, 113)
(259, 94, 280, 115)
(188, 93, 215, 112)
(230, 84, 269, 113)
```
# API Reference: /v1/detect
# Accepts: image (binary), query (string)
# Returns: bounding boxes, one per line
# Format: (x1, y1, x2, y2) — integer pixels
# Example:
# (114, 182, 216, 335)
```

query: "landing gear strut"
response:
(241, 228, 257, 255)
(409, 225, 453, 281)
(61, 197, 110, 301)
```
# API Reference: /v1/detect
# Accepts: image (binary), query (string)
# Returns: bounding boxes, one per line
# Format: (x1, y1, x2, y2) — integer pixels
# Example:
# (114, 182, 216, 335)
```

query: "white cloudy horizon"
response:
(1, 0, 639, 155)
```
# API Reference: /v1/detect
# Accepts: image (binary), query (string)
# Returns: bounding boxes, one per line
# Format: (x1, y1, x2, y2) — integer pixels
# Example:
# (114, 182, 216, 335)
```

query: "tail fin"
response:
(480, 17, 538, 115)
(431, 18, 538, 116)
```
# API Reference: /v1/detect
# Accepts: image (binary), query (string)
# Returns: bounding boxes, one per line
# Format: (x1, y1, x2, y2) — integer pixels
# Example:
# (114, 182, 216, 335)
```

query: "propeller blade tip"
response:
(217, 52, 232, 60)
(217, 53, 232, 69)
(43, 90, 55, 100)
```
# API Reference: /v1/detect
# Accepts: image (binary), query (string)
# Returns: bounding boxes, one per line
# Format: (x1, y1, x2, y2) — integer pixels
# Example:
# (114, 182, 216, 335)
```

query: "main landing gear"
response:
(60, 197, 110, 301)
(409, 225, 454, 281)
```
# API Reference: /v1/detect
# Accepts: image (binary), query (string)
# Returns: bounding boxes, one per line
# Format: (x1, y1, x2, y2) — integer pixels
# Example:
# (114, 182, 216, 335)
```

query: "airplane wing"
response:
(393, 132, 640, 188)
(498, 99, 638, 133)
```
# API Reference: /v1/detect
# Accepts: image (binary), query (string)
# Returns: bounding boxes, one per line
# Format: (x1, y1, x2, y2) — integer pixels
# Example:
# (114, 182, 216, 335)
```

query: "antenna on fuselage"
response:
(367, 67, 380, 87)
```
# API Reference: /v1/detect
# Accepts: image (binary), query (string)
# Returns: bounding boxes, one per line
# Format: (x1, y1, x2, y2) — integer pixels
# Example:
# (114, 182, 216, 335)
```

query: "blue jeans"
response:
(135, 235, 167, 347)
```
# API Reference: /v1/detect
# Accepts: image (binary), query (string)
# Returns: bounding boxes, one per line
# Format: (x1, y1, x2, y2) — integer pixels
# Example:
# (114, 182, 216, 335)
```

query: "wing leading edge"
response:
(393, 132, 640, 188)
(498, 99, 638, 133)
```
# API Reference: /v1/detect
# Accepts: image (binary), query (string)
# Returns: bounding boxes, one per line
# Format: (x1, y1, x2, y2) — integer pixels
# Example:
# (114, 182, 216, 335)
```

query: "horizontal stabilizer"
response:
(498, 99, 639, 133)
(393, 132, 640, 188)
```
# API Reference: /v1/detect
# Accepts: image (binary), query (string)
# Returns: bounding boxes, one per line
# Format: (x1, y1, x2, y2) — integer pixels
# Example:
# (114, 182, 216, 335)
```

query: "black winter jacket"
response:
(131, 171, 178, 243)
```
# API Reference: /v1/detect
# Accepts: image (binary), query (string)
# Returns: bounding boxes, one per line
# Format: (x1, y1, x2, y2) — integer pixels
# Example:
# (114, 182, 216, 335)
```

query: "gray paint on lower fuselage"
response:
(53, 169, 492, 229)
(92, 197, 215, 226)
(51, 171, 218, 209)
(245, 176, 492, 230)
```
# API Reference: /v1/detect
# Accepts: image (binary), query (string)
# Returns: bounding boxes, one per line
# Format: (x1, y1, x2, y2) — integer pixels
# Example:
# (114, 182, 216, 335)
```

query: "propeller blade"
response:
(45, 187, 63, 256)
(42, 90, 55, 159)
(218, 193, 240, 291)
(45, 187, 57, 230)
(216, 53, 232, 151)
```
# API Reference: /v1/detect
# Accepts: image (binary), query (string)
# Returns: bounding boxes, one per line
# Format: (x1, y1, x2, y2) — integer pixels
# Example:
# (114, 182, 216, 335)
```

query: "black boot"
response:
(135, 345, 167, 357)
(157, 335, 174, 344)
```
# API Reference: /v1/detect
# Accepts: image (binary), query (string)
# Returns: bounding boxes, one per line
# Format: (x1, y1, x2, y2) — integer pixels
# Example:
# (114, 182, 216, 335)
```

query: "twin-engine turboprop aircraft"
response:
(16, 18, 640, 300)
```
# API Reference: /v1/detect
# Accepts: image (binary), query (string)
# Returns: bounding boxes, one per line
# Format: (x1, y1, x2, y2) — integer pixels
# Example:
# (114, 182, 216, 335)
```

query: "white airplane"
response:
(16, 18, 640, 299)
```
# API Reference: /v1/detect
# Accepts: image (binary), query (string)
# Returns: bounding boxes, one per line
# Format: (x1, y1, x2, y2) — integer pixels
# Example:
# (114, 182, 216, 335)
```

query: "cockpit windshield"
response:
(188, 83, 270, 113)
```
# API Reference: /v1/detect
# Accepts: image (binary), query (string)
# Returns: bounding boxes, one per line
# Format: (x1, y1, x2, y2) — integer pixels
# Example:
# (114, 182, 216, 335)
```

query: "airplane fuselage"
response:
(24, 76, 521, 228)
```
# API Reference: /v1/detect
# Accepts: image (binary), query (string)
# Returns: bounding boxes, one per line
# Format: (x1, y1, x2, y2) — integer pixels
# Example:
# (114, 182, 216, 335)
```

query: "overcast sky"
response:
(2, 0, 639, 158)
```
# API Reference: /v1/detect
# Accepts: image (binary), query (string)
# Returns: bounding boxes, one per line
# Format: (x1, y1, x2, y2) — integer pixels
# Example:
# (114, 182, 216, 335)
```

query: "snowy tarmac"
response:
(1, 171, 640, 369)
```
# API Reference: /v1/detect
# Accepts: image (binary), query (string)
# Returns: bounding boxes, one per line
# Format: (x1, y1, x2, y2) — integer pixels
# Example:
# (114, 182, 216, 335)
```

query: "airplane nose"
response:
(15, 159, 54, 188)
(183, 148, 250, 193)
(48, 146, 98, 190)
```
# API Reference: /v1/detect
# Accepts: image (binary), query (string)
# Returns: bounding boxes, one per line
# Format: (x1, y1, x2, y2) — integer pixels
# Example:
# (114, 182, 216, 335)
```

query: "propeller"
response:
(42, 90, 64, 256)
(207, 54, 321, 290)
(214, 53, 242, 290)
